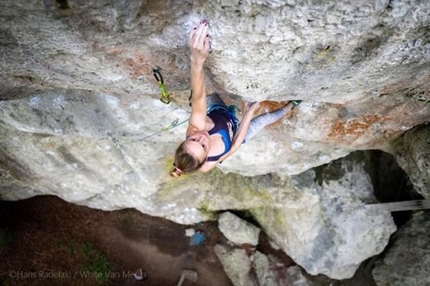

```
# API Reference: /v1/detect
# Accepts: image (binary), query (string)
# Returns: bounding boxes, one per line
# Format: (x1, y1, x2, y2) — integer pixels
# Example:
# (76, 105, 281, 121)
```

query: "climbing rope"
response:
(115, 101, 241, 143)
(108, 117, 189, 144)
(138, 117, 189, 141)
(107, 99, 240, 144)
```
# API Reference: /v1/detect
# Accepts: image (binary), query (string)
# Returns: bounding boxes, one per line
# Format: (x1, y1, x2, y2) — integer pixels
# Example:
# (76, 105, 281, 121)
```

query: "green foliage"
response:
(66, 239, 76, 255)
(0, 229, 13, 250)
(80, 242, 111, 284)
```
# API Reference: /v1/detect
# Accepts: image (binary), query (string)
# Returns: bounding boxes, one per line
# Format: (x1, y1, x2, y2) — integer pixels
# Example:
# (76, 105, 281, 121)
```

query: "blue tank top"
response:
(206, 111, 235, 162)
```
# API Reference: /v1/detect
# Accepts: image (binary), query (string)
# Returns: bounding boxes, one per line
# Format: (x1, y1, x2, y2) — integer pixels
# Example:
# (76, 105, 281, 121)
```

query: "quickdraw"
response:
(161, 119, 180, 131)
(136, 118, 188, 141)
(152, 67, 171, 104)
(125, 118, 189, 142)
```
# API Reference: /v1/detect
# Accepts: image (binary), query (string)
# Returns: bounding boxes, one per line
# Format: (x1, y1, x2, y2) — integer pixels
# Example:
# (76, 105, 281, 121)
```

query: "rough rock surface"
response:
(390, 124, 430, 198)
(250, 153, 397, 279)
(0, 0, 429, 280)
(218, 212, 261, 246)
(1, 0, 429, 177)
(214, 244, 254, 286)
(254, 251, 275, 286)
(372, 211, 430, 286)
(287, 266, 310, 286)
(254, 251, 294, 286)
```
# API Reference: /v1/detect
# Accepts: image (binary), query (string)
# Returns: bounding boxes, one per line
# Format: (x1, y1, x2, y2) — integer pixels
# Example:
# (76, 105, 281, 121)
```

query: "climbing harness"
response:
(107, 99, 241, 144)
(108, 103, 237, 144)
(207, 103, 240, 132)
(152, 67, 171, 104)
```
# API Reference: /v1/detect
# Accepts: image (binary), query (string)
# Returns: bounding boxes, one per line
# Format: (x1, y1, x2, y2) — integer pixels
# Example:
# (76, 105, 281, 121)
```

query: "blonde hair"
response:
(170, 141, 205, 177)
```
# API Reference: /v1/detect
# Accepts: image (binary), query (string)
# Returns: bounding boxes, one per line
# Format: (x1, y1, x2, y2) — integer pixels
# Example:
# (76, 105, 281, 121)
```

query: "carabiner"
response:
(161, 119, 179, 131)
(152, 67, 163, 83)
(152, 67, 171, 104)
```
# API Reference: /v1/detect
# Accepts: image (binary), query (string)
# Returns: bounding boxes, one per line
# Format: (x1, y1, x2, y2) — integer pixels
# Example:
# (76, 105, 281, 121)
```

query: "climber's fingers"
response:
(189, 20, 210, 63)
(203, 33, 210, 52)
(189, 20, 209, 51)
(188, 25, 196, 45)
(197, 21, 208, 49)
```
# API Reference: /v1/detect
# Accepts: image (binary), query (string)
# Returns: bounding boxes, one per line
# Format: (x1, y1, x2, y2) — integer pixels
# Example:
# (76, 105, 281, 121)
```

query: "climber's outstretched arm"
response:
(187, 20, 210, 134)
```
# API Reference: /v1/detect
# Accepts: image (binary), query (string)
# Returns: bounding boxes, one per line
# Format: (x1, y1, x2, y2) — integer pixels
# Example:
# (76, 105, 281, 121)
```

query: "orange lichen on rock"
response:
(259, 100, 288, 113)
(104, 47, 152, 79)
(125, 51, 151, 78)
(328, 115, 387, 139)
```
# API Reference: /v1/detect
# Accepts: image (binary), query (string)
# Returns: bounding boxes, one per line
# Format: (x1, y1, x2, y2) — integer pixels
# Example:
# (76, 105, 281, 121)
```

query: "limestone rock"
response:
(250, 153, 396, 279)
(0, 0, 428, 281)
(1, 0, 429, 177)
(254, 251, 274, 286)
(218, 212, 261, 246)
(254, 251, 294, 286)
(287, 266, 310, 286)
(214, 244, 254, 286)
(391, 124, 430, 199)
(372, 211, 430, 286)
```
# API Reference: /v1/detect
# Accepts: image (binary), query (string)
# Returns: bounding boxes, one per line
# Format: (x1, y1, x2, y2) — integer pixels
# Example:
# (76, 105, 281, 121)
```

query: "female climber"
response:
(170, 20, 301, 177)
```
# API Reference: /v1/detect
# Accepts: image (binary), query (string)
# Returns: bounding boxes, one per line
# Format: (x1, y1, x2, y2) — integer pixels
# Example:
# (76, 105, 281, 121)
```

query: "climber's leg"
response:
(244, 101, 298, 142)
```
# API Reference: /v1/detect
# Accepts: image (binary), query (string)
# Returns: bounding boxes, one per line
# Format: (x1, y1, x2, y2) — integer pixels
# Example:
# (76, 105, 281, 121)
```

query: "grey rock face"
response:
(372, 211, 430, 286)
(287, 266, 310, 286)
(254, 251, 274, 286)
(254, 251, 298, 286)
(252, 154, 396, 279)
(0, 0, 429, 281)
(391, 124, 430, 199)
(218, 212, 261, 246)
(214, 244, 254, 286)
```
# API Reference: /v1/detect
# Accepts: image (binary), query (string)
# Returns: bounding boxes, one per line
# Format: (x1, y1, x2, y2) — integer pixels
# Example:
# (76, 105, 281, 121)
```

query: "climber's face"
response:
(184, 131, 210, 163)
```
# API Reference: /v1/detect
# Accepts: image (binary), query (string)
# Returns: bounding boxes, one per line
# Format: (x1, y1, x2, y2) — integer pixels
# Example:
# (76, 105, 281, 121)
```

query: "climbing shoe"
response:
(291, 100, 302, 109)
